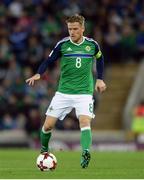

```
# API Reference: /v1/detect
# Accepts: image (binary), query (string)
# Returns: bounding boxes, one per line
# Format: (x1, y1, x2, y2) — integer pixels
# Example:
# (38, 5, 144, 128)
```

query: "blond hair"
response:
(66, 14, 85, 26)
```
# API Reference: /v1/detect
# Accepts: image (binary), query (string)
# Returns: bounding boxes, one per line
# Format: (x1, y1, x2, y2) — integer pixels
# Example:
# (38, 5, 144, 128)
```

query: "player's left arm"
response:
(94, 44, 106, 93)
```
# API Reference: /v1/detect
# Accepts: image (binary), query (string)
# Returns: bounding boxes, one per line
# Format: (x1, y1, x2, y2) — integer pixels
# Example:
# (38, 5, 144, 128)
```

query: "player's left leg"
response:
(74, 95, 94, 168)
(79, 115, 92, 168)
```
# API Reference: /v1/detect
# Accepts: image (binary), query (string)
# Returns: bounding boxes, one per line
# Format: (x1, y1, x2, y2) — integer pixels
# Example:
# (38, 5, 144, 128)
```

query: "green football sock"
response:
(40, 127, 51, 153)
(80, 127, 92, 151)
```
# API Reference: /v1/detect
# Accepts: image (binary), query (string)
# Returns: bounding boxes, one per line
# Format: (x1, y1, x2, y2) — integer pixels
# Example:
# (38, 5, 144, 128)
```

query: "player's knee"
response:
(43, 125, 53, 132)
(43, 117, 56, 132)
(79, 118, 90, 128)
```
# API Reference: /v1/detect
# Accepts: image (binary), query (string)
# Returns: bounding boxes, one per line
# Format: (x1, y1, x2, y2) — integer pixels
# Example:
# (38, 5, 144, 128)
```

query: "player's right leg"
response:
(40, 116, 57, 153)
(41, 92, 73, 154)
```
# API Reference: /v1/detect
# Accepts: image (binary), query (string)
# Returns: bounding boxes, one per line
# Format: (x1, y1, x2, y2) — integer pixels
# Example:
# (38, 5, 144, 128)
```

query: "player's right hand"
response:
(25, 74, 40, 86)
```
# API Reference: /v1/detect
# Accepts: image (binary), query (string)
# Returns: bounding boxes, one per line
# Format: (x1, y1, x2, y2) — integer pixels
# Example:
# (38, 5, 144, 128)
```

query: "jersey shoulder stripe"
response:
(49, 37, 70, 57)
(85, 37, 99, 47)
(55, 37, 70, 48)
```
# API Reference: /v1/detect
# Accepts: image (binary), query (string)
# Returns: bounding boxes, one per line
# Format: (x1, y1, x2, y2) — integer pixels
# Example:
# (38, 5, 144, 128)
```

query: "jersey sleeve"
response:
(37, 42, 62, 75)
(94, 42, 104, 80)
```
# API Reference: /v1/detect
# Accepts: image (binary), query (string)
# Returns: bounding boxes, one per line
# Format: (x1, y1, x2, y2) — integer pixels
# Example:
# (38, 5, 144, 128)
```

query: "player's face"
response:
(67, 22, 85, 43)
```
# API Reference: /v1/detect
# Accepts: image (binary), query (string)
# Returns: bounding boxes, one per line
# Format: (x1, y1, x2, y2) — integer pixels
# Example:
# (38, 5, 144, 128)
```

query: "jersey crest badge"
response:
(85, 46, 91, 51)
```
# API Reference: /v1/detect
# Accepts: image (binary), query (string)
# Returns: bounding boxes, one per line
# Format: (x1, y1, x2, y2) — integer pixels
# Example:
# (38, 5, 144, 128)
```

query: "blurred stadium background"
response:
(0, 0, 144, 152)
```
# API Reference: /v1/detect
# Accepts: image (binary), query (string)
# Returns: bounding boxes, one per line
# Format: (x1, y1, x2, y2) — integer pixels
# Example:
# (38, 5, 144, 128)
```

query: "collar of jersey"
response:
(70, 36, 85, 46)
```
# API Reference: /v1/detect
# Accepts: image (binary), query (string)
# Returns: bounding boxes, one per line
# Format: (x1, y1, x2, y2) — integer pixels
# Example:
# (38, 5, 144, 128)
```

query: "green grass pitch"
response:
(0, 149, 144, 179)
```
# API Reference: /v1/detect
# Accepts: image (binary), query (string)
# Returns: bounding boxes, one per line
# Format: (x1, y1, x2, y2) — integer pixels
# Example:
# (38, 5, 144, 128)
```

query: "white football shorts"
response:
(46, 92, 95, 120)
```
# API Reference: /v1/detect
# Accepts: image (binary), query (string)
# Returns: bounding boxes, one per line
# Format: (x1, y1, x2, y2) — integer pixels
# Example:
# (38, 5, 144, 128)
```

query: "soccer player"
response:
(26, 14, 106, 168)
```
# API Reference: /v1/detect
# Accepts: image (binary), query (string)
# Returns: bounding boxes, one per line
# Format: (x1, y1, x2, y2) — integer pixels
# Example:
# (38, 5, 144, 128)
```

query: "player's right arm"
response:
(25, 42, 62, 86)
(25, 73, 41, 86)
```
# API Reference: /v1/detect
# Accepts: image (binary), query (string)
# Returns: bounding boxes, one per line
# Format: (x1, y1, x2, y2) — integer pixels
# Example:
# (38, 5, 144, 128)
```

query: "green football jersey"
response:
(38, 36, 103, 95)
(57, 37, 102, 95)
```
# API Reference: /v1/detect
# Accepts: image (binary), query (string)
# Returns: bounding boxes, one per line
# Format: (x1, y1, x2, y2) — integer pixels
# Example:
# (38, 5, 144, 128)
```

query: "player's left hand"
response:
(95, 79, 106, 93)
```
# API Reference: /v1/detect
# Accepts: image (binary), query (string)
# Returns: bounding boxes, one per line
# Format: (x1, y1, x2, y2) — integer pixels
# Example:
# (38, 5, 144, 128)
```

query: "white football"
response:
(36, 153, 57, 171)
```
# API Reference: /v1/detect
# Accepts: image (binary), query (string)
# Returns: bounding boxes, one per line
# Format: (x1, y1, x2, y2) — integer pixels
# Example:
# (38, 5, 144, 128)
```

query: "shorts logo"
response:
(49, 106, 54, 112)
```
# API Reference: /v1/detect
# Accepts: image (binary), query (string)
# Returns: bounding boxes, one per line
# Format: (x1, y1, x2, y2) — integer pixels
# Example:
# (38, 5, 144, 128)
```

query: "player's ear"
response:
(82, 25, 85, 33)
